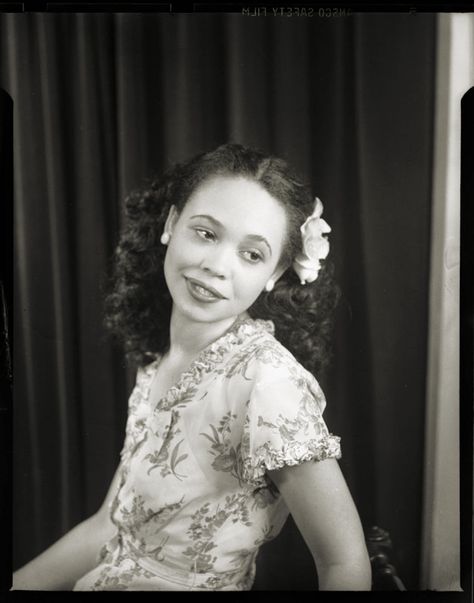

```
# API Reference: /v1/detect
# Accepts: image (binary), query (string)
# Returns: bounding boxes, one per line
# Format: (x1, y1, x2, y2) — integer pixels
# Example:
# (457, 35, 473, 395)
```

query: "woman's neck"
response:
(167, 307, 247, 361)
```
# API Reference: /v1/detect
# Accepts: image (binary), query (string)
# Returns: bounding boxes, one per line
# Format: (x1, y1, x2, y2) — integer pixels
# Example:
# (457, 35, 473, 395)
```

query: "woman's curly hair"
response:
(104, 143, 341, 378)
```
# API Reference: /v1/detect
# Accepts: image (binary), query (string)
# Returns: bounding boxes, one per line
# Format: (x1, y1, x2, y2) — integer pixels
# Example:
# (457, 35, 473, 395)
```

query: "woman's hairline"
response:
(172, 172, 295, 270)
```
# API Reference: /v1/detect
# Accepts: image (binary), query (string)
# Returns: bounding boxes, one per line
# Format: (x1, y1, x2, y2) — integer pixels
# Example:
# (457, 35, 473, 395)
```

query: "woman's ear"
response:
(265, 265, 287, 292)
(271, 264, 288, 285)
(163, 205, 179, 237)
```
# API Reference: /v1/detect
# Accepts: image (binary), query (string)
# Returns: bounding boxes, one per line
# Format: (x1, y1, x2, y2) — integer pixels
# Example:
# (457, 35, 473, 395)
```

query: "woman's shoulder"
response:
(233, 318, 324, 397)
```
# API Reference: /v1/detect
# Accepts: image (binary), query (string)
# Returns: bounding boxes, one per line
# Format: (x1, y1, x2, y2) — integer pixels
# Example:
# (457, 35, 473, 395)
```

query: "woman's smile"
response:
(185, 276, 228, 303)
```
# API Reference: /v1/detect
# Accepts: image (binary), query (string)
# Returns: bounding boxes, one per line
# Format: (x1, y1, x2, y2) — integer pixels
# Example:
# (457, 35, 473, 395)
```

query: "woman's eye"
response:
(195, 228, 215, 241)
(241, 250, 263, 264)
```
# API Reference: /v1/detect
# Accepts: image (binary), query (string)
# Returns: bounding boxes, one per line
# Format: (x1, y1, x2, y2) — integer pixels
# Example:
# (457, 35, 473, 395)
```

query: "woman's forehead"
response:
(182, 176, 288, 238)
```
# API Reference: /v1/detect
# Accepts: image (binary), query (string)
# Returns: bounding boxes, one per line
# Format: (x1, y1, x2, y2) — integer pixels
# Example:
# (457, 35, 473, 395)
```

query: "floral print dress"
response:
(73, 318, 341, 591)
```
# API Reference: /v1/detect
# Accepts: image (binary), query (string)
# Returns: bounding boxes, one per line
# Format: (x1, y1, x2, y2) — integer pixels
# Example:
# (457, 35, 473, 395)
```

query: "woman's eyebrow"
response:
(245, 234, 272, 256)
(189, 214, 272, 256)
(190, 214, 223, 228)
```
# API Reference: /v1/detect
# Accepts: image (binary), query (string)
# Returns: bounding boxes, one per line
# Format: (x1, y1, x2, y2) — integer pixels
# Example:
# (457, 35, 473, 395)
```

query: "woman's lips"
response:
(185, 277, 227, 303)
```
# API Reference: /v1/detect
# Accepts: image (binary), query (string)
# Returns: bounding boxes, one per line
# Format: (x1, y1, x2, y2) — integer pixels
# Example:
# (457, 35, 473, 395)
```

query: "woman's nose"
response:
(200, 247, 232, 279)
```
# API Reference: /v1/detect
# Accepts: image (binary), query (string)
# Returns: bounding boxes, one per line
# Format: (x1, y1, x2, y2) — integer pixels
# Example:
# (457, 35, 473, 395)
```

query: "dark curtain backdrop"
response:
(1, 12, 435, 590)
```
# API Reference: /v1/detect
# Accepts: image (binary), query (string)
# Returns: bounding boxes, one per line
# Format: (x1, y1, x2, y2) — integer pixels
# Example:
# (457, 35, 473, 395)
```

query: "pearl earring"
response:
(160, 232, 170, 245)
(265, 279, 275, 292)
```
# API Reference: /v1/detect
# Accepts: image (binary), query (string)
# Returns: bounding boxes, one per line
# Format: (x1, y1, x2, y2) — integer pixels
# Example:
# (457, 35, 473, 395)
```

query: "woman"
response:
(12, 143, 371, 591)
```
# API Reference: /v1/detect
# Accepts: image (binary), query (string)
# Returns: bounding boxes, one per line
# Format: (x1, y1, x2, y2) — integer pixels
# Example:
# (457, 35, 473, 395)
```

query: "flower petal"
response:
(304, 238, 329, 260)
(319, 218, 331, 234)
(293, 197, 331, 285)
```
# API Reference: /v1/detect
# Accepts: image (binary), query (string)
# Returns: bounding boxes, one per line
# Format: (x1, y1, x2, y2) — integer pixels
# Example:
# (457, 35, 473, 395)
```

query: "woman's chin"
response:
(171, 298, 232, 325)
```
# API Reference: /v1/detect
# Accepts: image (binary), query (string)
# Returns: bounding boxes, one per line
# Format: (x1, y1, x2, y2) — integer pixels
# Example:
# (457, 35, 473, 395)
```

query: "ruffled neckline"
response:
(144, 317, 274, 412)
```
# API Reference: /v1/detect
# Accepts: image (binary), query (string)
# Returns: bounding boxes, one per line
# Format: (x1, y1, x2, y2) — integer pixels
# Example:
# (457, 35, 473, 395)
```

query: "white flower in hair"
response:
(293, 197, 331, 285)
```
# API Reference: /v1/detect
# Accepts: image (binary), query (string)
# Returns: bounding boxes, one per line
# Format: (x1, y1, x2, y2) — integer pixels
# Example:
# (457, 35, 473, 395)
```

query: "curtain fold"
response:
(1, 12, 435, 589)
(351, 14, 436, 577)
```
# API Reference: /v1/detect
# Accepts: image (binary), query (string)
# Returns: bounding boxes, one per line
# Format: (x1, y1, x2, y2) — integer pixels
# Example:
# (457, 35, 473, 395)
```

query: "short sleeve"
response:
(239, 356, 341, 487)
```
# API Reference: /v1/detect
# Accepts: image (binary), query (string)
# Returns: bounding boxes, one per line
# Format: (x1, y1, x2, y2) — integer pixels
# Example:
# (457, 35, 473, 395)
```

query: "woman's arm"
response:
(269, 457, 372, 591)
(11, 462, 123, 591)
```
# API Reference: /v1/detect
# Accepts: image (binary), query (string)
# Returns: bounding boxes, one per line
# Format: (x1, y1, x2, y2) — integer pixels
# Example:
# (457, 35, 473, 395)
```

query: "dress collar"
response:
(144, 317, 275, 411)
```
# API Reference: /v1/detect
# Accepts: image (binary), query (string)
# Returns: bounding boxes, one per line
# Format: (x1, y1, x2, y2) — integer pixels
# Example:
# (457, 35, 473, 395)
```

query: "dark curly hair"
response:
(104, 143, 340, 378)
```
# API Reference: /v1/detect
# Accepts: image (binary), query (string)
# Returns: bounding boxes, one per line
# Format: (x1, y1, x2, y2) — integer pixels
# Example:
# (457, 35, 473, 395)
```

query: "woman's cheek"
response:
(170, 239, 197, 265)
(236, 272, 266, 302)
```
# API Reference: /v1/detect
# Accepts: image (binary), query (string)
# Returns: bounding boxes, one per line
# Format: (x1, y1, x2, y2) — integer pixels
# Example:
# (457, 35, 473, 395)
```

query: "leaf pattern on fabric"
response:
(89, 550, 157, 591)
(183, 494, 253, 573)
(200, 412, 245, 483)
(118, 495, 156, 533)
(218, 339, 294, 382)
(164, 383, 200, 409)
(126, 534, 169, 560)
(73, 318, 341, 592)
(144, 411, 189, 480)
(145, 438, 188, 480)
(118, 494, 185, 537)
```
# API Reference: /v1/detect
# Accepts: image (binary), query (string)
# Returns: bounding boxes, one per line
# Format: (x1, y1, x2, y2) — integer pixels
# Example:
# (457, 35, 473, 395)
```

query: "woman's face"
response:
(163, 175, 288, 328)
